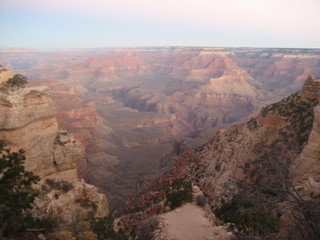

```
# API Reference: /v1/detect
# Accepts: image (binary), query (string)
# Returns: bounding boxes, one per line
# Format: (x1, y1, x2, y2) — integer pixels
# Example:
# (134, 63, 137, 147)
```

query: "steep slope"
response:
(292, 77, 320, 199)
(27, 79, 104, 179)
(116, 76, 320, 239)
(0, 86, 108, 222)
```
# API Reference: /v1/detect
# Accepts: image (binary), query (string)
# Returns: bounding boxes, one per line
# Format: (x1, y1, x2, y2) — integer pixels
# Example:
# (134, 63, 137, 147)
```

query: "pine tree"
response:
(0, 141, 40, 236)
(4, 74, 28, 88)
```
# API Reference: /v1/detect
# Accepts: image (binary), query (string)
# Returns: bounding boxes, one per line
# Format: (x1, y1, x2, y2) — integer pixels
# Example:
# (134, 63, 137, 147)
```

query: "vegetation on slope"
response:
(0, 140, 123, 240)
(0, 141, 40, 237)
(1, 74, 28, 88)
(214, 92, 320, 239)
(165, 178, 193, 209)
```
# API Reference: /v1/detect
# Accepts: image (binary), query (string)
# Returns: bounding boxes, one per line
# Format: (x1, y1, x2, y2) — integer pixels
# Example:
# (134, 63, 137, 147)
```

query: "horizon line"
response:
(1, 45, 320, 52)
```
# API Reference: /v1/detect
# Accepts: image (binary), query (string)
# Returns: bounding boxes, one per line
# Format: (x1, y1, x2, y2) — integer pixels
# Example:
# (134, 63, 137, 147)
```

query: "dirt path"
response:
(155, 203, 232, 240)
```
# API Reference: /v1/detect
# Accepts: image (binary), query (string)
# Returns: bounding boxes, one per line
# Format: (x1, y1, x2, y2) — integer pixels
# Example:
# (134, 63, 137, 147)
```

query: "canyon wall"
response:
(0, 85, 108, 221)
(292, 77, 320, 199)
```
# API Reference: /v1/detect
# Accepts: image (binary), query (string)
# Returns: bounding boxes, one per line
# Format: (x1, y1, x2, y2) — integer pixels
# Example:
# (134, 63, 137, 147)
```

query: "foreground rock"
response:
(0, 85, 108, 221)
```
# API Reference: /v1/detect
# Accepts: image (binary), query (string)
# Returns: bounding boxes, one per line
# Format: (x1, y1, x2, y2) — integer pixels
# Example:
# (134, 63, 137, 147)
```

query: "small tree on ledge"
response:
(4, 74, 28, 88)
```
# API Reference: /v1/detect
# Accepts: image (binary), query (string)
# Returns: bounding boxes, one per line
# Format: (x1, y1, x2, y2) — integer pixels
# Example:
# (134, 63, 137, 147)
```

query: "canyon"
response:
(115, 74, 320, 240)
(1, 47, 320, 209)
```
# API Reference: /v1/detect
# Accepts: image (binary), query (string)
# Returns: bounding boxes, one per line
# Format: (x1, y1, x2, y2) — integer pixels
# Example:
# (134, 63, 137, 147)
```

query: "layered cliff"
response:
(292, 76, 320, 199)
(0, 86, 108, 221)
(27, 79, 100, 152)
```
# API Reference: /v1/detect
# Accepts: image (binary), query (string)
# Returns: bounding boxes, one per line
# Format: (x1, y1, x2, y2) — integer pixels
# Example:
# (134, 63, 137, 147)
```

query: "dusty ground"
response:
(154, 203, 233, 240)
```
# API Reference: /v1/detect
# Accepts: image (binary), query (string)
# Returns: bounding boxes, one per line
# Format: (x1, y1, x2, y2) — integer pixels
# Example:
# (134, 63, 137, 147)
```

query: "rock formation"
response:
(26, 79, 104, 179)
(292, 76, 320, 199)
(0, 65, 11, 85)
(0, 85, 108, 222)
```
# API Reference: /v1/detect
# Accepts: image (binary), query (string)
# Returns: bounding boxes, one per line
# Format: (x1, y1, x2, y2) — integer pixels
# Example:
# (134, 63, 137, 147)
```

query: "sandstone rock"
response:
(33, 177, 108, 222)
(0, 85, 109, 221)
(0, 87, 84, 177)
(292, 106, 320, 199)
(27, 79, 103, 177)
(0, 87, 59, 176)
(0, 65, 11, 85)
(291, 76, 320, 199)
(299, 75, 320, 99)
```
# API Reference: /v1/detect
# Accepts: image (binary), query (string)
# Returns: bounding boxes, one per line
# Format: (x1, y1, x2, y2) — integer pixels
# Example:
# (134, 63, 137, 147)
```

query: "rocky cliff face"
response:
(0, 86, 108, 221)
(27, 79, 99, 151)
(0, 65, 11, 85)
(27, 79, 103, 179)
(0, 87, 60, 177)
(292, 77, 320, 200)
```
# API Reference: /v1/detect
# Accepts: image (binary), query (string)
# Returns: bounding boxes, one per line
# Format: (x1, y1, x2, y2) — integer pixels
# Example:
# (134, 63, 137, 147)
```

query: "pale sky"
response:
(0, 0, 319, 49)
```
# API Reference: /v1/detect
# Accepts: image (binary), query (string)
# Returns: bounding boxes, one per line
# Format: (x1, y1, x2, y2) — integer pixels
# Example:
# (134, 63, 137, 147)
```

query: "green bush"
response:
(166, 179, 193, 209)
(90, 216, 124, 240)
(215, 197, 279, 236)
(45, 178, 74, 193)
(0, 141, 40, 236)
(3, 74, 28, 88)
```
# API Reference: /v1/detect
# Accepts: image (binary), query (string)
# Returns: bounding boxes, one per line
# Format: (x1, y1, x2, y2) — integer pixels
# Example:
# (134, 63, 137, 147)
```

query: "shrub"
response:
(75, 198, 97, 210)
(215, 197, 279, 236)
(0, 141, 40, 236)
(3, 74, 28, 88)
(165, 178, 193, 209)
(196, 194, 206, 207)
(45, 178, 74, 193)
(136, 216, 159, 240)
(90, 216, 124, 240)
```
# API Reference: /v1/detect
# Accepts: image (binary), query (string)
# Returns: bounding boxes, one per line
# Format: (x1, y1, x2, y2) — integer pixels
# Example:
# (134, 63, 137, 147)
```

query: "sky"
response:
(0, 0, 320, 49)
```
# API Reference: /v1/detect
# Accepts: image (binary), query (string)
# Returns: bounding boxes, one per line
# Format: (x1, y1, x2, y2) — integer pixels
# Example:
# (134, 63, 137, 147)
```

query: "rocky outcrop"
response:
(0, 65, 11, 85)
(300, 75, 320, 99)
(292, 77, 320, 199)
(32, 177, 108, 222)
(0, 86, 108, 221)
(0, 87, 59, 177)
(26, 79, 103, 179)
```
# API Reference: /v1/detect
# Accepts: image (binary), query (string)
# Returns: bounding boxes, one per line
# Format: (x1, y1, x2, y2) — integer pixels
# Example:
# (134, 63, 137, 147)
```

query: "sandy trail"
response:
(156, 203, 232, 240)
